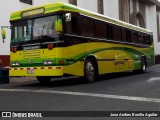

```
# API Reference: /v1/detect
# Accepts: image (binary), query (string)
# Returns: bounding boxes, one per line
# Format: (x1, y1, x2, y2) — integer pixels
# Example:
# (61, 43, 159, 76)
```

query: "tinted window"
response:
(144, 35, 151, 45)
(113, 25, 122, 41)
(66, 16, 78, 35)
(126, 29, 131, 42)
(107, 24, 113, 39)
(95, 20, 107, 38)
(80, 16, 94, 37)
(138, 33, 143, 44)
(131, 31, 138, 43)
(121, 28, 127, 41)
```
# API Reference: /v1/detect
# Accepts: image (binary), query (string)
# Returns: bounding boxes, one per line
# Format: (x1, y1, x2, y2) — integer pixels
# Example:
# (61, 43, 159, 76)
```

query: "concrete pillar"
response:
(146, 5, 158, 55)
(103, 0, 119, 19)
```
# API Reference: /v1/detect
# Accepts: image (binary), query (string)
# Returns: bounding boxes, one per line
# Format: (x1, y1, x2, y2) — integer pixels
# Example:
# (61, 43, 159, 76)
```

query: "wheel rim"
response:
(86, 62, 95, 81)
(142, 63, 146, 72)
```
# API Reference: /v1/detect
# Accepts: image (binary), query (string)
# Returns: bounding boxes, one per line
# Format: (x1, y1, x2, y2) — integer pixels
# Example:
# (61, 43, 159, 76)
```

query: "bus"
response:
(3, 2, 154, 83)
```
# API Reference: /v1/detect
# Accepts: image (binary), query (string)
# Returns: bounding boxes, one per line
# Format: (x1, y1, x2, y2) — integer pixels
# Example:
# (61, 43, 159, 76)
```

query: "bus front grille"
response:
(23, 50, 40, 59)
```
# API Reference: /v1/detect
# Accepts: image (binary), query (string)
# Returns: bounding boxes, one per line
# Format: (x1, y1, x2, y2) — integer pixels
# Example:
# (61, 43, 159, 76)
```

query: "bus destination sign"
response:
(21, 8, 44, 18)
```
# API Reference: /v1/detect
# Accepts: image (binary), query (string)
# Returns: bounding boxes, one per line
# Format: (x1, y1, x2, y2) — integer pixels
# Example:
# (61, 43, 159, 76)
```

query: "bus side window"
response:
(121, 28, 127, 42)
(71, 17, 78, 34)
(146, 35, 151, 45)
(95, 20, 107, 39)
(66, 21, 72, 34)
(150, 35, 153, 45)
(138, 33, 143, 44)
(66, 16, 78, 35)
(113, 25, 122, 41)
(143, 34, 150, 45)
(126, 29, 131, 42)
(107, 24, 113, 40)
(80, 16, 94, 37)
(131, 31, 138, 43)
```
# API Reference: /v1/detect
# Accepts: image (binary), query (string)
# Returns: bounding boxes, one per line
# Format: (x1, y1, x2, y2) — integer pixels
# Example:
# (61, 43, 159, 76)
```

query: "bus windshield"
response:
(11, 15, 61, 42)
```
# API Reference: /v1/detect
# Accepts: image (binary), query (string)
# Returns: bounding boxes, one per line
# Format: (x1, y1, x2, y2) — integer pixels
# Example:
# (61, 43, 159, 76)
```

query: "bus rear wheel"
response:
(36, 76, 51, 84)
(84, 59, 98, 83)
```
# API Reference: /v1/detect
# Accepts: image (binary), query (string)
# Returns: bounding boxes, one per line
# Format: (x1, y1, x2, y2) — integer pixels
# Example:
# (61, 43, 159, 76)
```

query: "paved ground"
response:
(0, 65, 160, 120)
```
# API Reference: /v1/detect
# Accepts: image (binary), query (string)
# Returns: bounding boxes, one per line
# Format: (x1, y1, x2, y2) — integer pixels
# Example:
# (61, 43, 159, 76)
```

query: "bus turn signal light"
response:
(59, 60, 64, 65)
(48, 44, 54, 50)
(12, 47, 17, 53)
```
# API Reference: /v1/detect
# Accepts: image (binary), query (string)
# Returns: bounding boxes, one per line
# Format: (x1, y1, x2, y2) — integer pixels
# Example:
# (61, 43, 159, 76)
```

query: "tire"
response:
(140, 57, 147, 73)
(36, 76, 51, 84)
(84, 59, 98, 82)
(133, 57, 146, 74)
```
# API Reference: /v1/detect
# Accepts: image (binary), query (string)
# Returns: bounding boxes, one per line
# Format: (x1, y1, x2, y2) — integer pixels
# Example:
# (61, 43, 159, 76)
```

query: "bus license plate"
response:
(27, 69, 34, 74)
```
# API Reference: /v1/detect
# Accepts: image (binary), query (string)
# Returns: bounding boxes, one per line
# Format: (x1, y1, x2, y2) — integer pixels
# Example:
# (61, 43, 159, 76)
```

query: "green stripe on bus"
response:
(11, 47, 154, 67)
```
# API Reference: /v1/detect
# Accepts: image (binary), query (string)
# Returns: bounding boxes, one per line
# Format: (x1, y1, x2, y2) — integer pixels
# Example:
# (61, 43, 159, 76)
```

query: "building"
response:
(0, 0, 160, 63)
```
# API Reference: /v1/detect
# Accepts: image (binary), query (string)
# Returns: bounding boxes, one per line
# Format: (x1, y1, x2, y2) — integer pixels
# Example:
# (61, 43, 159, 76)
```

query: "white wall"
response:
(34, 0, 68, 6)
(146, 4, 158, 55)
(0, 0, 32, 55)
(77, 0, 98, 13)
(103, 0, 119, 19)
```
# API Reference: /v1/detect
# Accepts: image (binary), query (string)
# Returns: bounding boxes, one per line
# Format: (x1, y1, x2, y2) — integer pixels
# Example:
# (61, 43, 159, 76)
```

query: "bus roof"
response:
(10, 2, 152, 34)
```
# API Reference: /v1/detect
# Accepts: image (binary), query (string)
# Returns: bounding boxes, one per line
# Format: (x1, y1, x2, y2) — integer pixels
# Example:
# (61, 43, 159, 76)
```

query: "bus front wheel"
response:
(84, 59, 98, 82)
(36, 76, 51, 84)
(134, 57, 147, 74)
(140, 57, 147, 73)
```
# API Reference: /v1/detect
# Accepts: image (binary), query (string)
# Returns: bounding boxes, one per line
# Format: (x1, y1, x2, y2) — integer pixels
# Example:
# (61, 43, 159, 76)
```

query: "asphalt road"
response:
(1, 65, 160, 120)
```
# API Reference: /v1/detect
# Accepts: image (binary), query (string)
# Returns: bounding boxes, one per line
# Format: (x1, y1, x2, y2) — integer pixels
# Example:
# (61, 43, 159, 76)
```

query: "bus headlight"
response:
(43, 60, 53, 65)
(12, 62, 20, 66)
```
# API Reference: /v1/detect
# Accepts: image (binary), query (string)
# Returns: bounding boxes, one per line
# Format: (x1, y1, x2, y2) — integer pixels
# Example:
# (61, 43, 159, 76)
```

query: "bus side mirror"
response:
(1, 28, 6, 40)
(55, 18, 63, 33)
(65, 13, 71, 22)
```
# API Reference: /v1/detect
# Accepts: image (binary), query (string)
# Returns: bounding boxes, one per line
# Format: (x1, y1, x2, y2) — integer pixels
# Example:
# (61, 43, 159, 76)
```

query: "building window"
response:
(98, 0, 104, 14)
(20, 0, 32, 5)
(69, 0, 77, 6)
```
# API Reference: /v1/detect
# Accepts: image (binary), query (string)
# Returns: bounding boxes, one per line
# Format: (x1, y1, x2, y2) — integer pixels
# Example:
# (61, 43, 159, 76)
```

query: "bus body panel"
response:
(10, 41, 154, 77)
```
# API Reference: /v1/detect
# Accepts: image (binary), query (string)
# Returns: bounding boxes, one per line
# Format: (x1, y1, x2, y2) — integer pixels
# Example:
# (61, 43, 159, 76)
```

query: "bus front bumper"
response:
(9, 66, 63, 76)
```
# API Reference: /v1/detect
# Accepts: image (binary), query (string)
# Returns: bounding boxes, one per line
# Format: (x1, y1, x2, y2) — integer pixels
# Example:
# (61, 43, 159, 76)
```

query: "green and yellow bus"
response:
(6, 2, 154, 83)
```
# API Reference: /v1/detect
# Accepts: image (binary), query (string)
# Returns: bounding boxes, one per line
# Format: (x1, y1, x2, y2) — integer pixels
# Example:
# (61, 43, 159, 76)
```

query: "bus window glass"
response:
(33, 16, 59, 40)
(126, 30, 131, 42)
(131, 31, 138, 43)
(11, 15, 62, 42)
(121, 28, 127, 42)
(12, 20, 32, 42)
(145, 35, 150, 45)
(138, 33, 143, 44)
(80, 16, 94, 37)
(150, 35, 153, 45)
(71, 17, 78, 34)
(107, 24, 113, 39)
(113, 25, 122, 41)
(95, 20, 107, 38)
(66, 21, 72, 34)
(66, 16, 78, 35)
